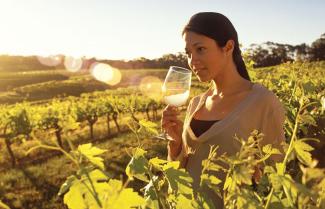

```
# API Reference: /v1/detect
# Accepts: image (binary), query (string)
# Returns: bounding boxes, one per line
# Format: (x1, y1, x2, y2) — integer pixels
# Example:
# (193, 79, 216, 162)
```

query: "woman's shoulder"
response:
(253, 83, 284, 110)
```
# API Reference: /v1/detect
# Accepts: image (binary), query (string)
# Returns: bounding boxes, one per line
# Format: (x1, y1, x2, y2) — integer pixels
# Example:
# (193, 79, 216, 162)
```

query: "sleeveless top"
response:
(190, 118, 219, 137)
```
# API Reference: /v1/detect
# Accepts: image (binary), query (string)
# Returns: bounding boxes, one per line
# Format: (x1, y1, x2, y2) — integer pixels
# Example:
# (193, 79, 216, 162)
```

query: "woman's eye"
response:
(197, 47, 206, 53)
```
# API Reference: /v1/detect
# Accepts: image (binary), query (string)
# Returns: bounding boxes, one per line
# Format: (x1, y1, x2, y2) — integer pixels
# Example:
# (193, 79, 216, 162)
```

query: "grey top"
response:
(168, 83, 286, 207)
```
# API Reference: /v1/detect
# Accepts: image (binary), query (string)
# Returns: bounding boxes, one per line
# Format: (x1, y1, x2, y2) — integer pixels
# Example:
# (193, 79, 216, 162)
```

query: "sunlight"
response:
(37, 55, 62, 66)
(64, 56, 83, 72)
(91, 63, 122, 86)
(139, 76, 163, 101)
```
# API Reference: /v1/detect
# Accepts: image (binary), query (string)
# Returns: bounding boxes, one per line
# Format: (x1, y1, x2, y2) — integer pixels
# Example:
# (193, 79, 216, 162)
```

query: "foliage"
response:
(1, 61, 324, 208)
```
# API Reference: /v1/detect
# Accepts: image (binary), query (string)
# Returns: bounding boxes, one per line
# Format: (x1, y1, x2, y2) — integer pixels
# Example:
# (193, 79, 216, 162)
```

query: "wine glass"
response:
(155, 66, 192, 140)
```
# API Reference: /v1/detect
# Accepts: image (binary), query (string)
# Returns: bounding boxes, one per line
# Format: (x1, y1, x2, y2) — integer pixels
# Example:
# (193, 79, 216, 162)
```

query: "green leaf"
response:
(139, 119, 159, 135)
(149, 157, 169, 171)
(321, 96, 325, 110)
(63, 179, 90, 209)
(269, 173, 282, 191)
(143, 179, 159, 209)
(298, 114, 317, 126)
(264, 166, 276, 174)
(194, 191, 216, 209)
(224, 175, 235, 192)
(200, 174, 222, 195)
(102, 179, 145, 209)
(63, 169, 110, 209)
(163, 161, 180, 170)
(317, 178, 325, 190)
(202, 159, 223, 172)
(125, 148, 149, 182)
(235, 189, 263, 209)
(302, 167, 325, 182)
(276, 163, 285, 175)
(63, 170, 144, 209)
(78, 143, 107, 169)
(233, 165, 254, 185)
(204, 174, 221, 186)
(262, 144, 281, 155)
(282, 175, 297, 206)
(163, 166, 193, 195)
(302, 81, 316, 93)
(174, 194, 196, 209)
(0, 200, 10, 209)
(58, 175, 77, 196)
(267, 193, 287, 209)
(294, 140, 314, 166)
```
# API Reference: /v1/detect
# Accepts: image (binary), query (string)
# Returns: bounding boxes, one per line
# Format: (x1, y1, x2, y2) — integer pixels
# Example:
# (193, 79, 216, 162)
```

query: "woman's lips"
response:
(193, 68, 206, 74)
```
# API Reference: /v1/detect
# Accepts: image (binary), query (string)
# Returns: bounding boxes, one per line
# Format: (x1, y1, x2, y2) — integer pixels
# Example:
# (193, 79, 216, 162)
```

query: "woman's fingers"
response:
(161, 105, 183, 136)
(163, 105, 180, 114)
(162, 120, 177, 128)
(162, 123, 176, 130)
(162, 111, 179, 118)
(162, 115, 179, 121)
(162, 120, 182, 129)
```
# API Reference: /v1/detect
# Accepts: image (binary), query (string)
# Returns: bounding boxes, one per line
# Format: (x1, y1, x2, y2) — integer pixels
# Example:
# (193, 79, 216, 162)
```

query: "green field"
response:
(0, 69, 169, 104)
(0, 62, 324, 208)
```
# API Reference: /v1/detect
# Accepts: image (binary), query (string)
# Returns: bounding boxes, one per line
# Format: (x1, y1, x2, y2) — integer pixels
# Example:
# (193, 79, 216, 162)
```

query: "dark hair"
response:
(182, 12, 250, 81)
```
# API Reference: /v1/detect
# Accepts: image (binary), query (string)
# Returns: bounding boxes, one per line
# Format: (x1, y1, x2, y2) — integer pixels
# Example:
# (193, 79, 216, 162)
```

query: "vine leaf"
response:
(163, 163, 193, 196)
(63, 169, 110, 209)
(139, 119, 159, 135)
(125, 148, 149, 182)
(103, 179, 145, 209)
(294, 140, 314, 166)
(78, 143, 107, 169)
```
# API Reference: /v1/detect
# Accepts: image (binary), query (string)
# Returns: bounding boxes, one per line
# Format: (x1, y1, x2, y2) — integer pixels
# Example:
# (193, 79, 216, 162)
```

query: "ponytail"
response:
(233, 47, 250, 81)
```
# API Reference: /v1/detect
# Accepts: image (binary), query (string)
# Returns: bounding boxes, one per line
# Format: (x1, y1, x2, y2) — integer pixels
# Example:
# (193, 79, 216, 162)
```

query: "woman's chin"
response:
(196, 75, 210, 82)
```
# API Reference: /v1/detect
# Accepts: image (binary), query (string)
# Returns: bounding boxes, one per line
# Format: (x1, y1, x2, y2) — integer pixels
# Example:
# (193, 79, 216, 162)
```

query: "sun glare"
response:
(37, 55, 62, 66)
(91, 63, 122, 86)
(139, 76, 163, 101)
(64, 56, 83, 72)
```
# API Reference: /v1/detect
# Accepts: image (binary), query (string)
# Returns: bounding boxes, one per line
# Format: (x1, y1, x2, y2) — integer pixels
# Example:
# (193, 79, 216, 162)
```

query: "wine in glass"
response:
(162, 66, 191, 107)
(156, 66, 192, 140)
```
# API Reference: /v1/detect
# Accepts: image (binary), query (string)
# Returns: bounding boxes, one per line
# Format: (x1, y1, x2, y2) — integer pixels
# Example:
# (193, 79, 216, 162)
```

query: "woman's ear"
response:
(223, 40, 235, 56)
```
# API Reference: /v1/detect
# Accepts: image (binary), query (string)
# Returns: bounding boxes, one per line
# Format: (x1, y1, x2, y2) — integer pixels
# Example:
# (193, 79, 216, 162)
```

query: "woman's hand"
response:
(161, 105, 183, 157)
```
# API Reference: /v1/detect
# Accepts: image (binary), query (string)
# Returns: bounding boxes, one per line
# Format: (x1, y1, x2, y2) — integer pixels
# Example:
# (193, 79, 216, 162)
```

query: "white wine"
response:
(164, 90, 190, 107)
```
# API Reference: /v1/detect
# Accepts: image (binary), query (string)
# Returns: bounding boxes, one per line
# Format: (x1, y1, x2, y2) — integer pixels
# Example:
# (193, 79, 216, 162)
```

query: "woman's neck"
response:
(211, 63, 251, 98)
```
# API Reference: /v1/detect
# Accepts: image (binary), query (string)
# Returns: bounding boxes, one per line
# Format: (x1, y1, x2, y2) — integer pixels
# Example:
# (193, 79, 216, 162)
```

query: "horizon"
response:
(0, 0, 324, 60)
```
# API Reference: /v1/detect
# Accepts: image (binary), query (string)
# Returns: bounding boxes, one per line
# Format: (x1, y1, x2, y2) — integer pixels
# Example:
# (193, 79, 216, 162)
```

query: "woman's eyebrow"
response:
(193, 42, 203, 46)
(185, 42, 204, 50)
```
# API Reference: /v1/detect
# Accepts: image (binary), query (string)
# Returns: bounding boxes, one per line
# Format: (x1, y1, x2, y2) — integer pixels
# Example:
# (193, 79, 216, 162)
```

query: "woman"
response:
(161, 12, 286, 207)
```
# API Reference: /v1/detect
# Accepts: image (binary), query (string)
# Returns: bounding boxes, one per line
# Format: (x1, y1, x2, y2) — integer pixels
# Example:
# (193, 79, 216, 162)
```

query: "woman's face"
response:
(183, 31, 232, 82)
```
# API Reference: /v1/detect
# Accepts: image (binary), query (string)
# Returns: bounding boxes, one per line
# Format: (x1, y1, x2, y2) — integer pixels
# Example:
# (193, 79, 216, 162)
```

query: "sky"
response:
(0, 0, 324, 60)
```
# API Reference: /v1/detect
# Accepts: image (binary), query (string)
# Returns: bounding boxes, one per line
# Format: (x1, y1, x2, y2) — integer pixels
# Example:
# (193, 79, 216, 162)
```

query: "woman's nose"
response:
(189, 53, 200, 66)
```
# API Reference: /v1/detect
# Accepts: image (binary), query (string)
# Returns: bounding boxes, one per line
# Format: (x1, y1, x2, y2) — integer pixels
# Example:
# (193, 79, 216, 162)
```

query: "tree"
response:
(293, 43, 310, 61)
(309, 33, 325, 61)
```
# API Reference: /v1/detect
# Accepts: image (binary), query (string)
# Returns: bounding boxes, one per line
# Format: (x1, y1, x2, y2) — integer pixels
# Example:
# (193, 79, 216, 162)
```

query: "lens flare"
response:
(139, 76, 163, 100)
(37, 55, 62, 66)
(64, 56, 83, 72)
(91, 63, 122, 86)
